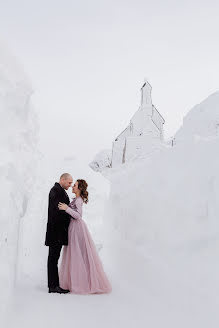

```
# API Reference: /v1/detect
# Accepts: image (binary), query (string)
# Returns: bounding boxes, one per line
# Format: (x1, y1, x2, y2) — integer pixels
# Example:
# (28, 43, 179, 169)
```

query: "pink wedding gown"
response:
(59, 196, 112, 294)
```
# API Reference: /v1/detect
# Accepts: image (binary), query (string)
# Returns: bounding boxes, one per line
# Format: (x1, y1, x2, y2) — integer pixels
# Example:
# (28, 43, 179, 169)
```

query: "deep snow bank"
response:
(101, 92, 219, 325)
(0, 40, 39, 312)
(175, 91, 219, 141)
(105, 136, 219, 248)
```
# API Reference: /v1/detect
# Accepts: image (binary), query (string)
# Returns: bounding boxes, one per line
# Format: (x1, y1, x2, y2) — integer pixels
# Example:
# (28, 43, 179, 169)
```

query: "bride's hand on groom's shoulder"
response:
(58, 202, 68, 211)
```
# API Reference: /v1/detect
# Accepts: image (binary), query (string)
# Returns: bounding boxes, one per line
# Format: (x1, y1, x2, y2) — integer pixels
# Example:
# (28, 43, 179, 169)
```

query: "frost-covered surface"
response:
(89, 149, 112, 172)
(0, 41, 39, 314)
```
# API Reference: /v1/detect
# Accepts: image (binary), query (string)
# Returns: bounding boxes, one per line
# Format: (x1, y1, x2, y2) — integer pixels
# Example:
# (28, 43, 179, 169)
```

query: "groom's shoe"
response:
(48, 286, 70, 294)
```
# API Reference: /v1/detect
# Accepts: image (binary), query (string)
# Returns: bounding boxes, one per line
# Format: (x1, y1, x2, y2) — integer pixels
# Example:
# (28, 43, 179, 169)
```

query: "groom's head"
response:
(59, 173, 73, 190)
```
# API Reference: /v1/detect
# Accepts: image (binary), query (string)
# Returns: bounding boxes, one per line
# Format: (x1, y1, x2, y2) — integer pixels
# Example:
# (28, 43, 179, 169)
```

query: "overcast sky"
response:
(1, 0, 219, 162)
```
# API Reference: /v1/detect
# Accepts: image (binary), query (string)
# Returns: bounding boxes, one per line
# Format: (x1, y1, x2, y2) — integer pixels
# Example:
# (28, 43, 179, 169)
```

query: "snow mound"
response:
(0, 40, 39, 313)
(175, 91, 219, 141)
(101, 93, 219, 326)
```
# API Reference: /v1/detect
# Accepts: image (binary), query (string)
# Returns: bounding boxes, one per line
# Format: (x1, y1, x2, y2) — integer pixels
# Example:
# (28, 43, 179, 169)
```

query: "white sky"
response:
(1, 0, 219, 162)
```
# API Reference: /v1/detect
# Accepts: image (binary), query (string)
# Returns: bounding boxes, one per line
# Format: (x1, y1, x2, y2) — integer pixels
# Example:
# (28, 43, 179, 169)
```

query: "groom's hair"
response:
(60, 173, 71, 180)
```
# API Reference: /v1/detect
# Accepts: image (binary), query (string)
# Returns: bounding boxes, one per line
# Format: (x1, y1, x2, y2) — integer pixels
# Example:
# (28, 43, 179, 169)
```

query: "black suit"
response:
(45, 182, 70, 288)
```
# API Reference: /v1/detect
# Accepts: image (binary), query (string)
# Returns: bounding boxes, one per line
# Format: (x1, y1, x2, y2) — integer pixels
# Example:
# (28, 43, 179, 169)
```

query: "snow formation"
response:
(1, 39, 219, 326)
(89, 149, 112, 172)
(175, 91, 219, 141)
(101, 91, 219, 326)
(0, 41, 39, 312)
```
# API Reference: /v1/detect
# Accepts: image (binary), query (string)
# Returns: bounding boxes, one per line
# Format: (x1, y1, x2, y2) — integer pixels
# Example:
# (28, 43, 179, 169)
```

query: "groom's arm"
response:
(49, 189, 69, 222)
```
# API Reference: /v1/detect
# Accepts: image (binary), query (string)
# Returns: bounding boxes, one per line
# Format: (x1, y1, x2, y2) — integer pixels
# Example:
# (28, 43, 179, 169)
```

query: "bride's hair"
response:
(77, 179, 89, 204)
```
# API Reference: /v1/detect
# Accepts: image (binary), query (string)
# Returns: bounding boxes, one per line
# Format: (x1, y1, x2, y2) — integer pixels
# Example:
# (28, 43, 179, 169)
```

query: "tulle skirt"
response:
(59, 218, 112, 294)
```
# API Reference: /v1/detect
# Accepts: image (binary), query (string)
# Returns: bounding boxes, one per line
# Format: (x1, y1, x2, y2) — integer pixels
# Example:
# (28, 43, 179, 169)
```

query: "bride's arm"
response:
(58, 199, 82, 220)
(65, 205, 82, 220)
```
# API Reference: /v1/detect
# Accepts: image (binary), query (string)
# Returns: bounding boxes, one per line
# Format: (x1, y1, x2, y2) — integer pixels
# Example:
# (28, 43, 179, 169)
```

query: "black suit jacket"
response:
(45, 182, 70, 246)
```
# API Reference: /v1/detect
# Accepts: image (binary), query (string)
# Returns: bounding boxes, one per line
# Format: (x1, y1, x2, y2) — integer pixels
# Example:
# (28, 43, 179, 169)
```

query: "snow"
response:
(0, 40, 39, 315)
(89, 149, 112, 172)
(100, 92, 219, 326)
(175, 91, 219, 141)
(3, 156, 113, 328)
(15, 154, 110, 287)
(1, 41, 219, 327)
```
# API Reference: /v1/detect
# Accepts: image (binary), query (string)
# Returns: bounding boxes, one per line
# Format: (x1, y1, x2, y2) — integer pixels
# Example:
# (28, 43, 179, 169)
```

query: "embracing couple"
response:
(45, 173, 112, 295)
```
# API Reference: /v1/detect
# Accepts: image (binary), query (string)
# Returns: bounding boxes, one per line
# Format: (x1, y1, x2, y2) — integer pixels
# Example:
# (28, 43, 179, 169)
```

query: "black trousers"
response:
(47, 244, 62, 288)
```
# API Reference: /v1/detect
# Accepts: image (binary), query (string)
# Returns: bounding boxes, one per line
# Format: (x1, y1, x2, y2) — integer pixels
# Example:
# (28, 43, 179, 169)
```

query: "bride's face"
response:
(72, 181, 79, 194)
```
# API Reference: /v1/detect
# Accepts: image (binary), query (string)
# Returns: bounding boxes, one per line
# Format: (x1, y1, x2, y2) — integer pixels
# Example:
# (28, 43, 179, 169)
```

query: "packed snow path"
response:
(4, 238, 219, 328)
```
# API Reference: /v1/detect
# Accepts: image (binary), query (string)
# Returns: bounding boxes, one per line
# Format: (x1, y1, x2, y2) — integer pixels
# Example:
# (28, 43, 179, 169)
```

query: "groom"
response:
(45, 173, 73, 294)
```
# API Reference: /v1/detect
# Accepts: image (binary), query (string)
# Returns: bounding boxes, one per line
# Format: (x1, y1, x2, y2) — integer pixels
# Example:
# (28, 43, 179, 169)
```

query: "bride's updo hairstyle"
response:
(77, 179, 89, 204)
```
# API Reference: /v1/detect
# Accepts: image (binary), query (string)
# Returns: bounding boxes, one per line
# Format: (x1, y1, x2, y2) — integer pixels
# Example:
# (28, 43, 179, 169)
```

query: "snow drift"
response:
(175, 91, 219, 141)
(101, 92, 219, 326)
(0, 40, 39, 312)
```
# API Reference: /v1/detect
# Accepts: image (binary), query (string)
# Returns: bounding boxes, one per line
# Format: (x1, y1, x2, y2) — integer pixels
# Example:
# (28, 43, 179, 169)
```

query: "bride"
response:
(58, 179, 112, 294)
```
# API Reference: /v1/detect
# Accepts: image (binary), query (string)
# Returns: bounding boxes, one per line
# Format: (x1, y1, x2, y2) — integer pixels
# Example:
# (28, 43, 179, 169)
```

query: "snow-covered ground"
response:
(1, 42, 219, 328)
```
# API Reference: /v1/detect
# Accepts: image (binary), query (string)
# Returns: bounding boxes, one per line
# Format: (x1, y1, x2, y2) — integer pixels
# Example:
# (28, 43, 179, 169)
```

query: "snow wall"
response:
(0, 41, 39, 311)
(102, 92, 219, 326)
